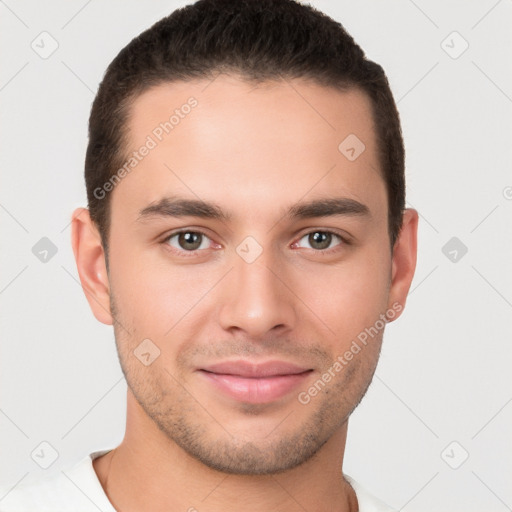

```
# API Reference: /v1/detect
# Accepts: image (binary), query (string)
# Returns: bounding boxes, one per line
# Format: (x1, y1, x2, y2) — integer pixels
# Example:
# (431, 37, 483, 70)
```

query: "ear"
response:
(70, 207, 113, 325)
(387, 208, 418, 322)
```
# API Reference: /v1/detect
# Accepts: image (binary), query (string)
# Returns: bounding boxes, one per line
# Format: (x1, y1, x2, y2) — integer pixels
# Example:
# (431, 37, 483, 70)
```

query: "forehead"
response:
(111, 75, 385, 224)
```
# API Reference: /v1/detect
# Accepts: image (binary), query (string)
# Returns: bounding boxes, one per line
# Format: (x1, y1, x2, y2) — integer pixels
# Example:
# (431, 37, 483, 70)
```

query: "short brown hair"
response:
(85, 0, 405, 253)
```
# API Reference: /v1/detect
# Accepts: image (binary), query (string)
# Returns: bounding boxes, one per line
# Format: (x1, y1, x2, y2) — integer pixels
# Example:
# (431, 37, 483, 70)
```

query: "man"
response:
(0, 0, 417, 510)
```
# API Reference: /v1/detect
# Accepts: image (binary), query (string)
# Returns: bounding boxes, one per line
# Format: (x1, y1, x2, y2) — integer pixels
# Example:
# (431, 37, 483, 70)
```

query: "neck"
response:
(93, 391, 357, 512)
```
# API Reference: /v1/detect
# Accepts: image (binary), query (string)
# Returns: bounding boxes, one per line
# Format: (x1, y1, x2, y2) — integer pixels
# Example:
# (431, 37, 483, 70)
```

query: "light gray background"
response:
(1, 1, 511, 510)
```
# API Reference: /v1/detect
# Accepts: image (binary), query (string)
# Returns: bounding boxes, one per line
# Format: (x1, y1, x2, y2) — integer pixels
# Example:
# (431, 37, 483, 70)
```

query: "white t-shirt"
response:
(0, 448, 396, 512)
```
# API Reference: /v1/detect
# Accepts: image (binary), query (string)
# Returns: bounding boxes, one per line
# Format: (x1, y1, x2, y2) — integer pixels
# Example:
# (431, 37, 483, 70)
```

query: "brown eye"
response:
(309, 232, 332, 250)
(167, 231, 209, 251)
(297, 231, 343, 251)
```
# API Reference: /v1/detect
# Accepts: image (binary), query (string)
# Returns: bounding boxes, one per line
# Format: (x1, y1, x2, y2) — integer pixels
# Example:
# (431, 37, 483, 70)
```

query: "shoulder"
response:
(0, 450, 116, 512)
(345, 474, 397, 512)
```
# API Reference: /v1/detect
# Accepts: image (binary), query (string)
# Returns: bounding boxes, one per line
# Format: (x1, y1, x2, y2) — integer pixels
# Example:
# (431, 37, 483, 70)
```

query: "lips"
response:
(198, 360, 313, 403)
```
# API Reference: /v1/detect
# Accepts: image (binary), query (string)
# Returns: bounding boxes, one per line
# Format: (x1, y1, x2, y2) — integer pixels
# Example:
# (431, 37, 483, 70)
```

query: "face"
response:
(83, 76, 414, 475)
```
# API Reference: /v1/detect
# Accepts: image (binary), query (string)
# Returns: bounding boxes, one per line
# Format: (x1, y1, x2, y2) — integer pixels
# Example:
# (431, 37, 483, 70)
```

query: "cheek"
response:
(108, 243, 222, 336)
(296, 249, 391, 343)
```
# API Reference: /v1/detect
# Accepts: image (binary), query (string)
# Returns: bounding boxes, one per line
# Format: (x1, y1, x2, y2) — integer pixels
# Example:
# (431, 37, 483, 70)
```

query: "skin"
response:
(71, 75, 418, 512)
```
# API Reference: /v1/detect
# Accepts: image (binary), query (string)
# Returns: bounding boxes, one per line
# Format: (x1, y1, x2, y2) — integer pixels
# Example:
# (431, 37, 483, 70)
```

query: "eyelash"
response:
(160, 228, 350, 257)
(292, 231, 349, 254)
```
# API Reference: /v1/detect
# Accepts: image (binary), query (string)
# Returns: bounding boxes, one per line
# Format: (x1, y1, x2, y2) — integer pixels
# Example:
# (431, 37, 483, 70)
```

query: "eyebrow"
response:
(137, 196, 370, 222)
(286, 197, 370, 220)
(138, 197, 231, 222)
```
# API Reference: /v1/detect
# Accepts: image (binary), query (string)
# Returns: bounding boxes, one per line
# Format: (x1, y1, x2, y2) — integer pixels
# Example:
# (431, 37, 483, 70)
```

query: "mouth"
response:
(197, 360, 314, 404)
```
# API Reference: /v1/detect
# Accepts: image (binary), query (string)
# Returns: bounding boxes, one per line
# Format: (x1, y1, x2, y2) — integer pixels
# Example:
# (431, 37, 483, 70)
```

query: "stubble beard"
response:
(110, 294, 381, 475)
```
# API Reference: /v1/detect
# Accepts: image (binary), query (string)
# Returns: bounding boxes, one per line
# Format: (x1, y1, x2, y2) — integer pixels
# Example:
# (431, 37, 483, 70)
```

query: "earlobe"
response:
(387, 208, 419, 322)
(71, 207, 113, 325)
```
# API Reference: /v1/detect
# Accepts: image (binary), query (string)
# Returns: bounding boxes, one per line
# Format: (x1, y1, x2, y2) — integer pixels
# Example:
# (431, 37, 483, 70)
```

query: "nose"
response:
(218, 248, 297, 340)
